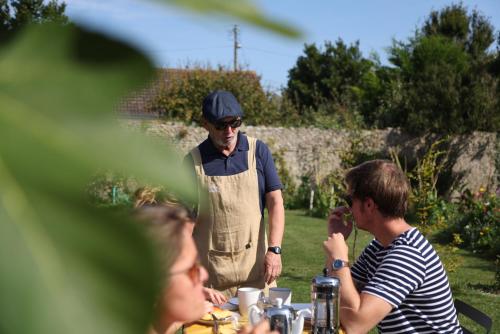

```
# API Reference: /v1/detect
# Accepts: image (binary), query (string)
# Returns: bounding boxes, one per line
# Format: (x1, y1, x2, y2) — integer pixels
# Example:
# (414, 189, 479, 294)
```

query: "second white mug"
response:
(238, 287, 262, 316)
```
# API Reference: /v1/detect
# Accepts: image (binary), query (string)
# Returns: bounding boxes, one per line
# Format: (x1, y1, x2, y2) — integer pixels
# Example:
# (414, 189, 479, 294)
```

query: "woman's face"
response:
(162, 226, 208, 325)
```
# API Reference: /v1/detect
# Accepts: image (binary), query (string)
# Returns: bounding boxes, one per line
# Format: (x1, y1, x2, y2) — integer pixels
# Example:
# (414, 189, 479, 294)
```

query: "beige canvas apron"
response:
(190, 136, 274, 298)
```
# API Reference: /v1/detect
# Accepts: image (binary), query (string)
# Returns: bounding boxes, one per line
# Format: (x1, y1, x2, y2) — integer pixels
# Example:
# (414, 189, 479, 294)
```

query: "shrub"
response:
(286, 176, 312, 210)
(149, 67, 282, 125)
(496, 255, 500, 291)
(445, 187, 500, 258)
(308, 171, 346, 218)
(86, 172, 138, 208)
(271, 146, 297, 209)
(391, 138, 450, 236)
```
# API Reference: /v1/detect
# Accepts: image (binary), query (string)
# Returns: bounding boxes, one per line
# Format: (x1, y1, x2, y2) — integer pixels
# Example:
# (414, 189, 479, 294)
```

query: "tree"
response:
(286, 39, 375, 117)
(387, 3, 500, 134)
(423, 3, 495, 60)
(0, 0, 68, 43)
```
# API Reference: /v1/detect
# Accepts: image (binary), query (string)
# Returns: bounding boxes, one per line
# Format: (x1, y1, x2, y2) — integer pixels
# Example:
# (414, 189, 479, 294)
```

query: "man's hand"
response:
(328, 206, 353, 240)
(264, 251, 282, 285)
(323, 233, 349, 263)
(203, 287, 228, 305)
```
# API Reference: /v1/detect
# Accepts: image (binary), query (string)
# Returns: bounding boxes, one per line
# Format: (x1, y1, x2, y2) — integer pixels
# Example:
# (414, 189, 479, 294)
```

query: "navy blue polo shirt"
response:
(184, 132, 282, 216)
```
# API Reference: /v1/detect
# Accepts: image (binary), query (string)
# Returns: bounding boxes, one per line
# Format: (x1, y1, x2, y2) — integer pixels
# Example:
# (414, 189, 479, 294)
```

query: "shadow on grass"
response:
(466, 282, 499, 294)
(459, 252, 496, 270)
(281, 273, 317, 281)
(452, 281, 499, 295)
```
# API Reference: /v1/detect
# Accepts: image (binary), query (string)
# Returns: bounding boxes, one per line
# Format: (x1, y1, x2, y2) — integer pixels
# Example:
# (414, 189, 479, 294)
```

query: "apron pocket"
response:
(208, 242, 260, 289)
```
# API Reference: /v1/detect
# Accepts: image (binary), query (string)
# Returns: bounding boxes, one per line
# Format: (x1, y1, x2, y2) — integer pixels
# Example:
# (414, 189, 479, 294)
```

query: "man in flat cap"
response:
(185, 90, 284, 300)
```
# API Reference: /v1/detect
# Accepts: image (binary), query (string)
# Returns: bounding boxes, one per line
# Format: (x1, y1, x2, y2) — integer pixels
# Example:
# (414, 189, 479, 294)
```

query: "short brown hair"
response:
(345, 160, 410, 218)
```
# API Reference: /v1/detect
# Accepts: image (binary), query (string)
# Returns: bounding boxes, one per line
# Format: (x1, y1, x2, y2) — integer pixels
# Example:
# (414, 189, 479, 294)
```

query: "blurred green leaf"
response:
(159, 0, 301, 38)
(0, 22, 196, 334)
(0, 1, 301, 333)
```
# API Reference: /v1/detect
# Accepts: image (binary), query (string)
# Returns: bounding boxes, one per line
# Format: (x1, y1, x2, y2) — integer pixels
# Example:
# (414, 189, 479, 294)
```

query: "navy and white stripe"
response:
(351, 228, 462, 333)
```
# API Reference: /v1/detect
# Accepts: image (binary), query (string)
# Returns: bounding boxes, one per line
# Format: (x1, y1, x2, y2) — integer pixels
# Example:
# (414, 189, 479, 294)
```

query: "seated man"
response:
(323, 159, 462, 333)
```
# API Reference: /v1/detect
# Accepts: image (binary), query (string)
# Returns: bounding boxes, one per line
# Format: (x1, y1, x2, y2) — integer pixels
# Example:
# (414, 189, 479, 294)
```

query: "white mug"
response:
(269, 287, 292, 306)
(238, 287, 262, 316)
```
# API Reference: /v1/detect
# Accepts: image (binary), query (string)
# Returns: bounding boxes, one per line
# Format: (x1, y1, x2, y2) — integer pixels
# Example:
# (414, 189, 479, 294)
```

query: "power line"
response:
(146, 46, 232, 53)
(243, 46, 298, 59)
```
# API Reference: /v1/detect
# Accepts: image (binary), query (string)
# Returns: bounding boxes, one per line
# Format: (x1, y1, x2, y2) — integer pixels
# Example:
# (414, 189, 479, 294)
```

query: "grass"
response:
(278, 210, 499, 333)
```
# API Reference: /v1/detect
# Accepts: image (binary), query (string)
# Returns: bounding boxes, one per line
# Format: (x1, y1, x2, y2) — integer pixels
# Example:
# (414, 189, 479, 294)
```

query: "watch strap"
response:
(332, 259, 349, 271)
(267, 246, 282, 254)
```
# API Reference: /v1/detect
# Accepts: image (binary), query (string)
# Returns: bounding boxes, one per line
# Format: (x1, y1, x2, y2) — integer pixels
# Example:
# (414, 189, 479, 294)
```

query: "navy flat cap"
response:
(202, 90, 243, 123)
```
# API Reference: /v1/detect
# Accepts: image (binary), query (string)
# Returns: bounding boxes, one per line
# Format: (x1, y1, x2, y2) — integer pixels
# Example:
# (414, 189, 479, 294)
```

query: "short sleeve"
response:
(362, 245, 426, 307)
(351, 248, 371, 285)
(256, 140, 282, 193)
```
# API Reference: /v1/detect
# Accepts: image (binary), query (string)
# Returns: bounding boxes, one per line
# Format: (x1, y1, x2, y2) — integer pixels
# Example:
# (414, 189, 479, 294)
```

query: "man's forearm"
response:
(266, 190, 285, 246)
(331, 266, 361, 310)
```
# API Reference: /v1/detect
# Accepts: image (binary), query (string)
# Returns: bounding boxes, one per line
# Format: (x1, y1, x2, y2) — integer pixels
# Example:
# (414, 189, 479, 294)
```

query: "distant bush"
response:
(150, 68, 282, 125)
(143, 67, 366, 130)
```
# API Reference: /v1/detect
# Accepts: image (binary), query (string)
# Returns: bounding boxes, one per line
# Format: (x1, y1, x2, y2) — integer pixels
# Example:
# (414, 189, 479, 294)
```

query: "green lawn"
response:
(278, 210, 499, 333)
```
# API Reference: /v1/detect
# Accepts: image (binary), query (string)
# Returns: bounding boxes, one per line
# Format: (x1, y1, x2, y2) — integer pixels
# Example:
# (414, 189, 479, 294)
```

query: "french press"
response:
(311, 273, 341, 334)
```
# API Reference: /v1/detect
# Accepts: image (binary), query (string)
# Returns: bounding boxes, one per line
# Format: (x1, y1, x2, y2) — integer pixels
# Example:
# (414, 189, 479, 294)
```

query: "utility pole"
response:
(232, 25, 241, 71)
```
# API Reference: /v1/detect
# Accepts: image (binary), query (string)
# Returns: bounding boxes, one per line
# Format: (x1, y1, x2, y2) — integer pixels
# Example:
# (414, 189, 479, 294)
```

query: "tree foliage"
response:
(284, 3, 500, 134)
(150, 67, 279, 125)
(386, 3, 500, 134)
(285, 39, 375, 119)
(0, 0, 68, 43)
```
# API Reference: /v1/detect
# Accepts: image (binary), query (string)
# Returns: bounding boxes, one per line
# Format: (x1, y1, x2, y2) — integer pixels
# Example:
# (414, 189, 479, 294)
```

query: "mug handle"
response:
(248, 305, 264, 326)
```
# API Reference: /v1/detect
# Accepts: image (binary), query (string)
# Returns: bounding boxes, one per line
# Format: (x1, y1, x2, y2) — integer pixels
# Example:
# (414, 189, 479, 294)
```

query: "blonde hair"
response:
(133, 187, 194, 285)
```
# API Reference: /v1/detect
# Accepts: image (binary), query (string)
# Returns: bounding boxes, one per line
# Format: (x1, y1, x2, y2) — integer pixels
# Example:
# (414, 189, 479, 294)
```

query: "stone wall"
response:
(124, 120, 499, 196)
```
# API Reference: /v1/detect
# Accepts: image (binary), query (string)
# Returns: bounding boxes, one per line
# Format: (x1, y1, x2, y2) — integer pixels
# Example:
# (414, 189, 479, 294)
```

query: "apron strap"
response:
(190, 147, 205, 176)
(246, 136, 257, 170)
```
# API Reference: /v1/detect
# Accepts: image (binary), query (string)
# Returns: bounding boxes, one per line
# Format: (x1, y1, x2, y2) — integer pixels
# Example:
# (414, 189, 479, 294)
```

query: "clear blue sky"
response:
(65, 0, 500, 91)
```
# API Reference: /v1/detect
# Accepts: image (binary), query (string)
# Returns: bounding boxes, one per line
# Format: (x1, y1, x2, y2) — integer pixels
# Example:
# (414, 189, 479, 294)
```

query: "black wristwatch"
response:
(267, 246, 282, 254)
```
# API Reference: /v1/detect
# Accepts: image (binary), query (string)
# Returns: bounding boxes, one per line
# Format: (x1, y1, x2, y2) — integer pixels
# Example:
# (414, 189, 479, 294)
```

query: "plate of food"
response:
(197, 306, 235, 326)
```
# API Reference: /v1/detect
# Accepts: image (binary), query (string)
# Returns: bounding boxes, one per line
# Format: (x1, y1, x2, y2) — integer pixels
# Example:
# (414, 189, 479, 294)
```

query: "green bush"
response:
(496, 256, 500, 290)
(390, 138, 450, 236)
(86, 173, 138, 208)
(288, 176, 313, 209)
(307, 171, 346, 218)
(446, 188, 500, 258)
(271, 146, 297, 209)
(150, 67, 282, 125)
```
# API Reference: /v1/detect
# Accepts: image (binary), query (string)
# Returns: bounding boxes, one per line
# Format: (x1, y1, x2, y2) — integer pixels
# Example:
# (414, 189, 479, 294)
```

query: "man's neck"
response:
(372, 217, 412, 247)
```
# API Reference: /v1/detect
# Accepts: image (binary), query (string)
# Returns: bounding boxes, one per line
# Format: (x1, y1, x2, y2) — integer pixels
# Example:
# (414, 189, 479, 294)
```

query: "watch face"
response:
(333, 259, 344, 270)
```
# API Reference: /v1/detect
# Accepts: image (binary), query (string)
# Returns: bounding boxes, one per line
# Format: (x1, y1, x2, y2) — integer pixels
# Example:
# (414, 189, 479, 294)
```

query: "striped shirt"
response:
(351, 228, 462, 333)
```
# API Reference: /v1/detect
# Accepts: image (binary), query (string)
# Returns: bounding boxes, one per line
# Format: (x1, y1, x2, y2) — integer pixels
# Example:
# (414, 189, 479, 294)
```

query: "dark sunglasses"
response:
(213, 118, 242, 130)
(341, 194, 353, 207)
(170, 260, 204, 284)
